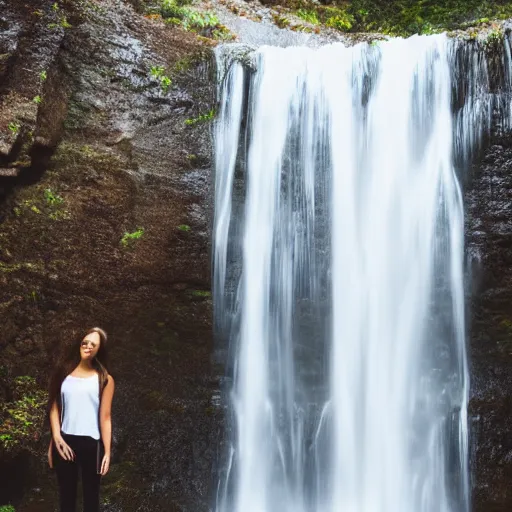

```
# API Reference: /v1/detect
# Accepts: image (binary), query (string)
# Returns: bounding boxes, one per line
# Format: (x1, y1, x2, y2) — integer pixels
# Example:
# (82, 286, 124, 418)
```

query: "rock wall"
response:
(0, 1, 219, 510)
(467, 138, 512, 512)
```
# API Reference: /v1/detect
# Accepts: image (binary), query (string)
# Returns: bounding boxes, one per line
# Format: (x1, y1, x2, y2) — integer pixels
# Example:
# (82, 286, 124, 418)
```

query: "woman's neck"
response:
(77, 359, 95, 372)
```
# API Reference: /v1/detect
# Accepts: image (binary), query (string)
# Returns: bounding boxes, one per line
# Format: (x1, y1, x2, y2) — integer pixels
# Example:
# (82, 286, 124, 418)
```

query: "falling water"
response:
(214, 33, 512, 512)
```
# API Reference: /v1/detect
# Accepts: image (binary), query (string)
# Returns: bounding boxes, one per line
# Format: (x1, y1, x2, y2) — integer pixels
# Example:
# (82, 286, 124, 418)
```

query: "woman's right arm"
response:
(49, 401, 75, 461)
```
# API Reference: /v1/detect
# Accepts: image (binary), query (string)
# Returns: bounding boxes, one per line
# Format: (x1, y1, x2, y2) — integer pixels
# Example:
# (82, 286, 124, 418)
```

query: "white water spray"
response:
(211, 34, 498, 512)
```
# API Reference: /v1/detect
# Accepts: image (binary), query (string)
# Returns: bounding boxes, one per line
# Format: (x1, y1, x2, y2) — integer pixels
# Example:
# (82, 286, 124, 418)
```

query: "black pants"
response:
(53, 433, 103, 512)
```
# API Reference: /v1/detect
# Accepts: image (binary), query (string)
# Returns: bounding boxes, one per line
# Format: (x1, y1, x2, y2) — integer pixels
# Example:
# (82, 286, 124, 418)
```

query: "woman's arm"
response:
(99, 375, 115, 475)
(49, 401, 74, 462)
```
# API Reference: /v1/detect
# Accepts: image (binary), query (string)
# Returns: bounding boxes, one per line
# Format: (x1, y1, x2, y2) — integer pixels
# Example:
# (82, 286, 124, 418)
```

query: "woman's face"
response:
(80, 331, 101, 361)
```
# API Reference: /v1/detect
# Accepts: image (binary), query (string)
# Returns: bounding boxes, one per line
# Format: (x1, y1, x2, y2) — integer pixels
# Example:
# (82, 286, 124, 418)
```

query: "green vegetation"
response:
(181, 10, 219, 31)
(120, 228, 144, 248)
(157, 0, 226, 36)
(286, 0, 512, 36)
(44, 187, 69, 219)
(0, 376, 47, 454)
(33, 95, 42, 104)
(173, 53, 207, 74)
(484, 27, 504, 45)
(44, 188, 64, 206)
(212, 25, 236, 41)
(0, 505, 16, 512)
(39, 70, 47, 81)
(12, 189, 68, 220)
(296, 9, 319, 24)
(49, 210, 70, 221)
(150, 65, 172, 93)
(8, 122, 19, 135)
(190, 290, 211, 298)
(185, 108, 215, 126)
(177, 224, 190, 232)
(324, 8, 355, 31)
(48, 16, 72, 30)
(0, 261, 43, 274)
(273, 14, 291, 28)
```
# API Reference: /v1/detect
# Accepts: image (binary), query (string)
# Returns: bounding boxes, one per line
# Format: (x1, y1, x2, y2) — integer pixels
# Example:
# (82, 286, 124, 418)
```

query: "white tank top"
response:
(61, 374, 101, 440)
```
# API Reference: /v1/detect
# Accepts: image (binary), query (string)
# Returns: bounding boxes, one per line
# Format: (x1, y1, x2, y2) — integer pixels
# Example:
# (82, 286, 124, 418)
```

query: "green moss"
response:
(484, 27, 504, 46)
(190, 290, 211, 298)
(52, 142, 123, 174)
(173, 54, 202, 74)
(158, 0, 222, 36)
(184, 108, 215, 126)
(49, 209, 71, 221)
(44, 188, 64, 206)
(296, 9, 319, 24)
(290, 0, 512, 36)
(0, 376, 48, 454)
(120, 228, 144, 248)
(273, 14, 291, 28)
(150, 65, 173, 93)
(212, 24, 236, 41)
(0, 262, 44, 274)
(7, 122, 19, 135)
(325, 11, 354, 31)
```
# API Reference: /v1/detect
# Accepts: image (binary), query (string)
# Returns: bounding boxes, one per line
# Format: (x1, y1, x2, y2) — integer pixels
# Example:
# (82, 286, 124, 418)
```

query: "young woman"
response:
(47, 327, 115, 512)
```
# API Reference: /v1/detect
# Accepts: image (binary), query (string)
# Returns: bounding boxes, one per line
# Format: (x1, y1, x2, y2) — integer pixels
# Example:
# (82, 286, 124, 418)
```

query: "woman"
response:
(47, 327, 115, 512)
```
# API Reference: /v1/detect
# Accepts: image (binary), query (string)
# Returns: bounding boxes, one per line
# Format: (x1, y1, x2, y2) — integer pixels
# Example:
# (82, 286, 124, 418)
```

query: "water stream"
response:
(213, 33, 512, 512)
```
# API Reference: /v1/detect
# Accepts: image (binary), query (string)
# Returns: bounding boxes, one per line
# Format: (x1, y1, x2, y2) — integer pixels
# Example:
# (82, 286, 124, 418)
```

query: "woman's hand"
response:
(100, 453, 110, 475)
(47, 440, 54, 468)
(53, 434, 75, 462)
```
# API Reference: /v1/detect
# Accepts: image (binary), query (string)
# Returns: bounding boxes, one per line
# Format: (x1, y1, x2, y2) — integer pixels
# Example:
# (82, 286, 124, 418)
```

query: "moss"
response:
(184, 108, 215, 126)
(0, 376, 48, 454)
(0, 262, 44, 274)
(120, 228, 144, 248)
(289, 0, 512, 36)
(296, 9, 319, 24)
(190, 290, 211, 298)
(158, 0, 224, 38)
(172, 53, 205, 74)
(51, 141, 123, 175)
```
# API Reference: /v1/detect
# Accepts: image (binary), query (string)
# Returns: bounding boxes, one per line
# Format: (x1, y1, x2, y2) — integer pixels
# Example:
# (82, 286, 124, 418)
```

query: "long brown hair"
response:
(47, 327, 109, 414)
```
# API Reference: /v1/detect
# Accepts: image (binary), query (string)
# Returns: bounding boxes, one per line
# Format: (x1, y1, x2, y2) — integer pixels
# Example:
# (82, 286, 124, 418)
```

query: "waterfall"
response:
(213, 33, 512, 512)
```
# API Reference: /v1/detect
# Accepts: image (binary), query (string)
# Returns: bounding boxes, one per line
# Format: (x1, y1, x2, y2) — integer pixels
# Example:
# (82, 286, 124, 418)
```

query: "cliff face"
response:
(1, 1, 512, 511)
(0, 1, 218, 510)
(467, 140, 512, 512)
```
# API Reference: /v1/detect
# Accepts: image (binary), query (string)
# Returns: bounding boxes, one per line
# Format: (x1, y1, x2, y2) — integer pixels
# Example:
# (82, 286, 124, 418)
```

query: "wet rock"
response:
(0, 0, 218, 511)
(467, 142, 512, 512)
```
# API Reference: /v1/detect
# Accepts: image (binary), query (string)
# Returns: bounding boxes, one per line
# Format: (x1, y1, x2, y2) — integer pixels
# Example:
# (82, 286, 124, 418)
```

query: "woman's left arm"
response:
(99, 375, 115, 475)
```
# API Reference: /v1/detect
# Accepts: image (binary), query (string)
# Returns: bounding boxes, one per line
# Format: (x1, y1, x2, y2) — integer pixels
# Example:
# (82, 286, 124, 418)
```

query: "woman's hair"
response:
(47, 327, 109, 414)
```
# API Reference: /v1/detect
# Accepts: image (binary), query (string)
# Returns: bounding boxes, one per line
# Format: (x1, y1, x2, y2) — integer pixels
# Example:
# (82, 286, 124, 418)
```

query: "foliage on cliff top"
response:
(290, 0, 512, 35)
(152, 0, 235, 40)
